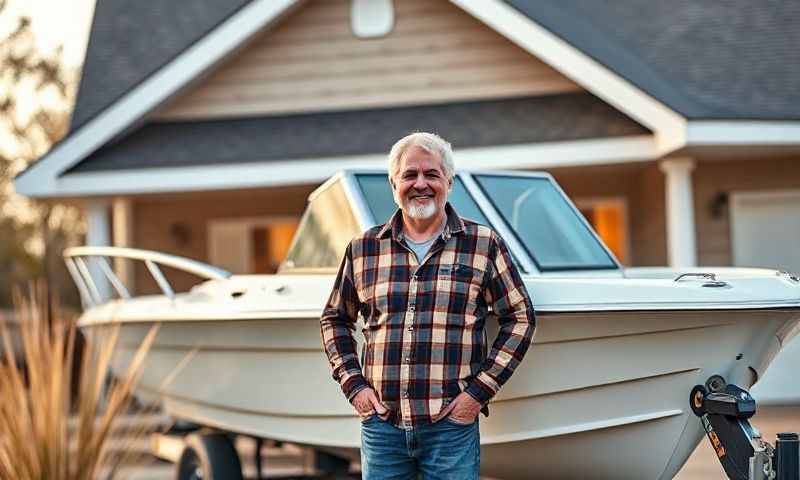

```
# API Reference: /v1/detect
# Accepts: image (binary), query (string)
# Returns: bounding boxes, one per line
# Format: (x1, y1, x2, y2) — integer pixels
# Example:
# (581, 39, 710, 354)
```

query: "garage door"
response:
(730, 190, 800, 276)
(732, 190, 800, 404)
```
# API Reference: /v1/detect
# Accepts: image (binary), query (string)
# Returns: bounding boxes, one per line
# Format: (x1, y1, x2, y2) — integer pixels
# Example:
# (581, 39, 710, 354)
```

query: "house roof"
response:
(70, 0, 254, 130)
(507, 0, 800, 120)
(67, 93, 648, 173)
(15, 0, 800, 199)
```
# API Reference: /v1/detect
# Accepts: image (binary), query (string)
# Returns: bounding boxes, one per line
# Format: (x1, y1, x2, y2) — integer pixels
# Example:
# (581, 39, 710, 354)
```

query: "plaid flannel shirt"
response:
(320, 204, 535, 428)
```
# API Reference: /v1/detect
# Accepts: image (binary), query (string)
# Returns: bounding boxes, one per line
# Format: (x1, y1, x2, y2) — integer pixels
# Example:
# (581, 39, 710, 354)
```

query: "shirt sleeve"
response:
(465, 231, 535, 404)
(320, 241, 369, 401)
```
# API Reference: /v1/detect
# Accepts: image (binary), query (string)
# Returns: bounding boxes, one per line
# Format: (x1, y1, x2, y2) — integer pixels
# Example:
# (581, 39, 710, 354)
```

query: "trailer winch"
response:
(691, 376, 799, 480)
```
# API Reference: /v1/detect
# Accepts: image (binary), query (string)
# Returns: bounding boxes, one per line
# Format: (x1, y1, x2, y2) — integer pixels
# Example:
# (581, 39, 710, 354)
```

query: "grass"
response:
(0, 284, 159, 480)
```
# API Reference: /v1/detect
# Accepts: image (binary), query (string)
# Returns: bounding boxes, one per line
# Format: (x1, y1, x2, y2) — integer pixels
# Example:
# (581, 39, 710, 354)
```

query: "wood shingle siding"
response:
(158, 0, 580, 120)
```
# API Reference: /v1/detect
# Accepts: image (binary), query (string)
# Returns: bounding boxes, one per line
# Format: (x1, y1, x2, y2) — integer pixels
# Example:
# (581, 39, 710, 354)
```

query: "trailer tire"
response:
(175, 432, 243, 480)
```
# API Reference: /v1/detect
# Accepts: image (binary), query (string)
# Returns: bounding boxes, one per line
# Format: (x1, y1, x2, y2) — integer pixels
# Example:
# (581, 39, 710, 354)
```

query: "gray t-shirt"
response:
(404, 221, 446, 262)
(406, 234, 438, 263)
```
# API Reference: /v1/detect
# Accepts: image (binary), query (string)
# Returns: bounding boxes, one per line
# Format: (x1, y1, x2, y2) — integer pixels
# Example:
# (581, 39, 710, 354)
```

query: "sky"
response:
(0, 0, 95, 230)
(2, 0, 96, 67)
(0, 0, 96, 160)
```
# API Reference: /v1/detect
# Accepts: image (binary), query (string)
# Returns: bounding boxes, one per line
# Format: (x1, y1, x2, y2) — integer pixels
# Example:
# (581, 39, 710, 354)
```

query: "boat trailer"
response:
(151, 422, 356, 480)
(691, 376, 799, 480)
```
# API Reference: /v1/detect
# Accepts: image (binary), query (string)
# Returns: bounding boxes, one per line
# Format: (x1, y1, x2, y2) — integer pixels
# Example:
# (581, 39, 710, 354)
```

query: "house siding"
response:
(634, 163, 669, 267)
(694, 155, 800, 267)
(157, 0, 580, 120)
(548, 162, 668, 267)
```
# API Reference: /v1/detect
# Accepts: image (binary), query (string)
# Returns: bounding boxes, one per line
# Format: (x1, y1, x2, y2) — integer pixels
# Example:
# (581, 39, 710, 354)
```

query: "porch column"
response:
(112, 197, 135, 292)
(659, 158, 697, 267)
(86, 199, 112, 301)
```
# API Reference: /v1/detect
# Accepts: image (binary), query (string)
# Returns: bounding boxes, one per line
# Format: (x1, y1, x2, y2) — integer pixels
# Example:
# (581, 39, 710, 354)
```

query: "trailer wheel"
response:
(705, 374, 726, 393)
(175, 432, 243, 480)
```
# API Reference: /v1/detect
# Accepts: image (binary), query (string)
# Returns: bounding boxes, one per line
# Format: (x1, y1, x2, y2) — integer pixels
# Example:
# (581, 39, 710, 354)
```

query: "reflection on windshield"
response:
(282, 180, 361, 270)
(474, 175, 617, 271)
(355, 174, 489, 226)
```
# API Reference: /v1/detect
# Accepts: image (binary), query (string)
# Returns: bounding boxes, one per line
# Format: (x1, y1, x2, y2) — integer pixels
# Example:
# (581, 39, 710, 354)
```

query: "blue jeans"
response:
(360, 415, 480, 479)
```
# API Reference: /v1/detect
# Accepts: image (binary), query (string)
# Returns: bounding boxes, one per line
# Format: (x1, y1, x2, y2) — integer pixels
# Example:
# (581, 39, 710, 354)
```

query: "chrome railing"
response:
(63, 246, 231, 309)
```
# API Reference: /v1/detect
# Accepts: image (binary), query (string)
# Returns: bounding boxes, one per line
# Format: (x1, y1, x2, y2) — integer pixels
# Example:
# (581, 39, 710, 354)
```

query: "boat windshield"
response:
(355, 174, 489, 226)
(282, 179, 361, 270)
(473, 174, 618, 271)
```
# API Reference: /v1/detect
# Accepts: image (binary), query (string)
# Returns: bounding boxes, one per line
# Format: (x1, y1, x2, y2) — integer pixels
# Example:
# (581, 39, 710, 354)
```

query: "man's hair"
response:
(388, 132, 455, 185)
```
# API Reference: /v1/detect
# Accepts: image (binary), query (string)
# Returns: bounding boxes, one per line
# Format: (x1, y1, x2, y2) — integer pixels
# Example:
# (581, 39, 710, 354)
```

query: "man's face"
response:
(392, 145, 451, 220)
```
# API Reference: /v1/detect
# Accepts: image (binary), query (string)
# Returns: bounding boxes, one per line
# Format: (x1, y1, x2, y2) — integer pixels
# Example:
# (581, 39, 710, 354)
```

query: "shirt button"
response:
(402, 391, 408, 398)
(408, 326, 414, 331)
(405, 357, 411, 363)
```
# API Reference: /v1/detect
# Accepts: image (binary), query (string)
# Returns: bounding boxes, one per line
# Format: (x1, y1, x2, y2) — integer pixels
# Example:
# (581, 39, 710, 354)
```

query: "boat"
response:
(64, 170, 800, 479)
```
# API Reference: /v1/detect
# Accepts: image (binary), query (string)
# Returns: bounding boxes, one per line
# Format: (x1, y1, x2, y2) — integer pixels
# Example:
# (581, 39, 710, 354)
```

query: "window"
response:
(474, 175, 618, 271)
(208, 217, 299, 274)
(575, 198, 629, 265)
(282, 180, 361, 270)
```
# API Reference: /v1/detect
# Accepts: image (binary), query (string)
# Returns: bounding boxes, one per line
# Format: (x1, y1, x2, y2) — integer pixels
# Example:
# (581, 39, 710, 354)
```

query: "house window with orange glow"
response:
(208, 217, 299, 274)
(575, 198, 630, 265)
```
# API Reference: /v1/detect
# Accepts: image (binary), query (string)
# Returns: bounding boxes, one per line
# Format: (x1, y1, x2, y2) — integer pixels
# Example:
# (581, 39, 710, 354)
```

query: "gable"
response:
(157, 0, 581, 120)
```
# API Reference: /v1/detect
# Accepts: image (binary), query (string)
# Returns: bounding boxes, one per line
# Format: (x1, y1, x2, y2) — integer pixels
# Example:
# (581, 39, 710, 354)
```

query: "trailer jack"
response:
(690, 377, 799, 480)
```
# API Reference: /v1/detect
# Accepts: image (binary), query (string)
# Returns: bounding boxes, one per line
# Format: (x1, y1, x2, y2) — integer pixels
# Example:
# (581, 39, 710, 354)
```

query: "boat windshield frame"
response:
(468, 172, 622, 273)
(280, 170, 623, 275)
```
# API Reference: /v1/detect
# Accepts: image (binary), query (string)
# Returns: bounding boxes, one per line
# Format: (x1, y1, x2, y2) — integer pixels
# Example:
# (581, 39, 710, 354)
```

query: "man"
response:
(320, 132, 535, 479)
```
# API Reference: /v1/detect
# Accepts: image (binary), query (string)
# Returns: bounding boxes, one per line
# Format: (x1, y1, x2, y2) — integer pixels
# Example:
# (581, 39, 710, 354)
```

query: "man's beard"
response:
(405, 200, 437, 219)
(394, 190, 439, 220)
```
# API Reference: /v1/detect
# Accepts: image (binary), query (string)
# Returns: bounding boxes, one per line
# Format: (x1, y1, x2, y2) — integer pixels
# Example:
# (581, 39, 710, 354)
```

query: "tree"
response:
(0, 2, 85, 308)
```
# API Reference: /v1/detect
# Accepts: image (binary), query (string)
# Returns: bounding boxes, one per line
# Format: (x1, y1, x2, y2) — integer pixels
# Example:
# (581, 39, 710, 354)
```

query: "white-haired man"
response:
(320, 132, 535, 479)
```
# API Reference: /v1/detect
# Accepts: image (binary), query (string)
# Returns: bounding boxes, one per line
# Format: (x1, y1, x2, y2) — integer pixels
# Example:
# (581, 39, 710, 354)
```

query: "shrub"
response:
(0, 284, 159, 480)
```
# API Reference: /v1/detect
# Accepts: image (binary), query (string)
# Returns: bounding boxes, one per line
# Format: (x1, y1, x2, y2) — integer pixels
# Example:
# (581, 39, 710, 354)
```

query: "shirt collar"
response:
(377, 202, 466, 242)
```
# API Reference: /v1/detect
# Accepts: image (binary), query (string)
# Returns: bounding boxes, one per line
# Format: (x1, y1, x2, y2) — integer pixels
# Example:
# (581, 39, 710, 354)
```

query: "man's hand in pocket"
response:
(442, 392, 481, 424)
(352, 388, 388, 418)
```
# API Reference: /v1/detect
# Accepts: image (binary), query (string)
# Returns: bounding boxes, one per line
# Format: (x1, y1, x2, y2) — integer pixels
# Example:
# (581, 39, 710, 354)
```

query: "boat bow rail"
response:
(63, 246, 231, 309)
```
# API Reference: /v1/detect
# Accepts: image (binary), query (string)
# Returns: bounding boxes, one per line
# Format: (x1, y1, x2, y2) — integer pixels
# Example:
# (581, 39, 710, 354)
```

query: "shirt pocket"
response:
(435, 264, 485, 318)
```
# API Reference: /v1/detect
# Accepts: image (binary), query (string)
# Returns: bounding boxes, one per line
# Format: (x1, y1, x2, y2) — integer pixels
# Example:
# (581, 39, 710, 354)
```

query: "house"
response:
(15, 0, 800, 295)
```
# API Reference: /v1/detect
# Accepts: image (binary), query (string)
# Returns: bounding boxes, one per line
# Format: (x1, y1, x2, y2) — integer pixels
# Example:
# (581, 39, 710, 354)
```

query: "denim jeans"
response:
(360, 415, 480, 480)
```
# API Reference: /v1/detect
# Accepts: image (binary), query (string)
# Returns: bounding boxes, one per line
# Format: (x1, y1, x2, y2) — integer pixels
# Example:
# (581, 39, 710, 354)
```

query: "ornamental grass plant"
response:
(0, 284, 159, 480)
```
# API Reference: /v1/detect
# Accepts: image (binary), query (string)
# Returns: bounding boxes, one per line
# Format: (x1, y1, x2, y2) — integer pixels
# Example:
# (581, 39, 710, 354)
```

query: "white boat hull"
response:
(91, 307, 796, 479)
(752, 332, 800, 405)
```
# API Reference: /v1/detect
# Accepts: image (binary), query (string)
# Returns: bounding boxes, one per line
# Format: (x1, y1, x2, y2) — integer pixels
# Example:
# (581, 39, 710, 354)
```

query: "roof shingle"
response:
(507, 0, 800, 120)
(70, 0, 253, 130)
(67, 93, 648, 173)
